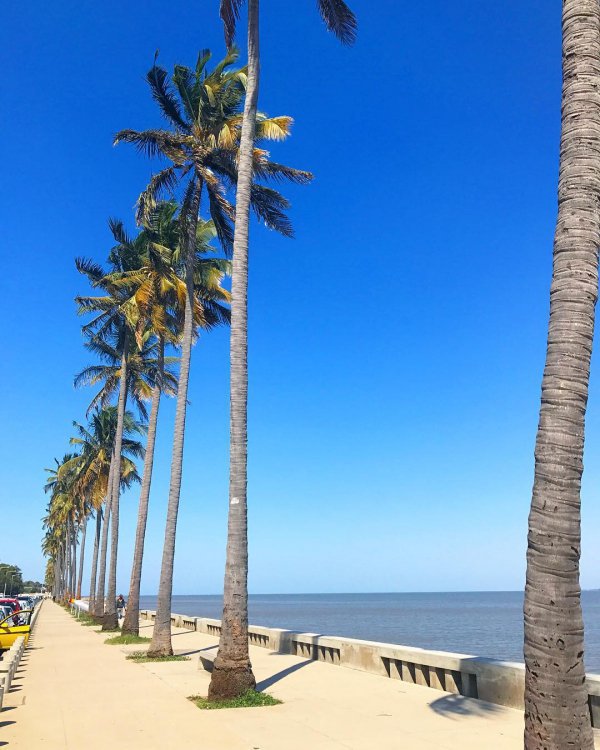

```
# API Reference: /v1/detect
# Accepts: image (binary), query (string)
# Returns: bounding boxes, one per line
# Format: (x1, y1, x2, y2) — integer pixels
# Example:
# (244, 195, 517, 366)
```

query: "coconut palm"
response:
(105, 204, 193, 637)
(523, 2, 600, 748)
(208, 0, 353, 698)
(116, 50, 308, 657)
(44, 454, 80, 600)
(147, 216, 230, 656)
(76, 246, 147, 629)
(67, 408, 143, 614)
(94, 205, 183, 636)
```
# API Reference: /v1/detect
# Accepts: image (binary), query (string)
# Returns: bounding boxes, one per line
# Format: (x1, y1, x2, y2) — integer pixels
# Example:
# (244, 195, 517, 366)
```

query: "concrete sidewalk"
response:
(0, 601, 576, 749)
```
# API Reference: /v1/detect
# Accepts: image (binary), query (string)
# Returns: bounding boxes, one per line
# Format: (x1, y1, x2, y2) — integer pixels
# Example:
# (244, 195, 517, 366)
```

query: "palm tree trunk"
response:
(94, 492, 112, 619)
(523, 2, 600, 748)
(71, 520, 77, 597)
(54, 551, 61, 600)
(122, 339, 164, 636)
(103, 347, 129, 631)
(76, 517, 87, 600)
(60, 546, 67, 601)
(148, 185, 201, 657)
(65, 527, 72, 600)
(209, 0, 259, 699)
(88, 509, 102, 612)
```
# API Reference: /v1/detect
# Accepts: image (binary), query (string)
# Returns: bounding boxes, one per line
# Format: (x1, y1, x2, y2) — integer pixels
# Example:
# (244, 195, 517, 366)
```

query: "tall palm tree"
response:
(116, 50, 308, 657)
(67, 408, 143, 614)
(44, 454, 80, 599)
(108, 204, 190, 637)
(523, 2, 600, 748)
(147, 216, 230, 656)
(76, 244, 148, 629)
(208, 0, 353, 699)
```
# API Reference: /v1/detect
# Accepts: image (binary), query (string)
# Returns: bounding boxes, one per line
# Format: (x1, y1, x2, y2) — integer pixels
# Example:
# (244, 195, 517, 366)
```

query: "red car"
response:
(0, 598, 21, 625)
(0, 599, 20, 612)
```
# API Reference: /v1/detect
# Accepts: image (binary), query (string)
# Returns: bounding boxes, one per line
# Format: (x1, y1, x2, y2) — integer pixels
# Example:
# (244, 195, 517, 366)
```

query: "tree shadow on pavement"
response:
(428, 694, 502, 720)
(256, 659, 314, 691)
(177, 646, 218, 657)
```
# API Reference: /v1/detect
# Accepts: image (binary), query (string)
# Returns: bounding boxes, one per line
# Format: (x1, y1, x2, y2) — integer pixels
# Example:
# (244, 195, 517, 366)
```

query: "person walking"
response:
(116, 594, 126, 621)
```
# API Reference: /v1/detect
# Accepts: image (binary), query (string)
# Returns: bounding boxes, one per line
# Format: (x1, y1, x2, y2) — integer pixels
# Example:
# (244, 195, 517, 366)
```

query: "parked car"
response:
(0, 605, 13, 620)
(0, 609, 32, 649)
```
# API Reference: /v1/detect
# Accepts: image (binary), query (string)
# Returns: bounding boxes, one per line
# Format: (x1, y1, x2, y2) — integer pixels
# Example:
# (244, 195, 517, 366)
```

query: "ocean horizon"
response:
(139, 590, 600, 673)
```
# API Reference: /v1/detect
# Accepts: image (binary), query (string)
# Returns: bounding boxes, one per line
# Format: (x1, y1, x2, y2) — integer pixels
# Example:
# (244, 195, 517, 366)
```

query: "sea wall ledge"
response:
(139, 609, 600, 726)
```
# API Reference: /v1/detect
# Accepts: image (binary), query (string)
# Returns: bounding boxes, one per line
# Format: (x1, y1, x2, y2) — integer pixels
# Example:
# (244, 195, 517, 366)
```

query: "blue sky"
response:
(2, 0, 599, 594)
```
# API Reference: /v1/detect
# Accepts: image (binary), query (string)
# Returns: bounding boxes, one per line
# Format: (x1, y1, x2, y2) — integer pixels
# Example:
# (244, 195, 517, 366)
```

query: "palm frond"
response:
(75, 257, 105, 286)
(206, 183, 234, 255)
(108, 219, 133, 248)
(255, 116, 293, 142)
(317, 0, 357, 45)
(113, 129, 188, 163)
(250, 184, 293, 237)
(220, 0, 245, 47)
(136, 167, 180, 225)
(147, 64, 190, 131)
(252, 153, 313, 184)
(172, 65, 198, 123)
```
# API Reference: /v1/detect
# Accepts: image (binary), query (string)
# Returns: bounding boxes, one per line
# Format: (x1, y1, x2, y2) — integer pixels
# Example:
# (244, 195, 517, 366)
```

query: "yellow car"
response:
(0, 610, 32, 650)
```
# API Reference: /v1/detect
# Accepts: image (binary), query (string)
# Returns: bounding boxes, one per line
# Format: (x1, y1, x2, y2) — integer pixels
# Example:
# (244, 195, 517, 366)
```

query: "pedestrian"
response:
(116, 594, 126, 620)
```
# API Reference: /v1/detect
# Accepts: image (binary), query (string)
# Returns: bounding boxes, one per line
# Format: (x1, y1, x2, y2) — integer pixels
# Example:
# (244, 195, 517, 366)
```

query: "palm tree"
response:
(147, 216, 230, 656)
(523, 2, 600, 748)
(208, 0, 353, 699)
(76, 245, 148, 629)
(68, 408, 143, 614)
(116, 50, 309, 657)
(102, 205, 183, 637)
(44, 454, 80, 600)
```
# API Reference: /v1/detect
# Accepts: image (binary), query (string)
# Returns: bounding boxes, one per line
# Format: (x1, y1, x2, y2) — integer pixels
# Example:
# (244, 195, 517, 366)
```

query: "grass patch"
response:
(188, 690, 282, 710)
(66, 608, 99, 627)
(105, 634, 150, 645)
(126, 651, 191, 663)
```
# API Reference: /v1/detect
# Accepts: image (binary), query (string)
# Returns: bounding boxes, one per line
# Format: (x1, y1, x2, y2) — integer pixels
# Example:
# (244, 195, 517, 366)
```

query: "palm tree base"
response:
(120, 620, 139, 637)
(102, 612, 119, 630)
(208, 659, 256, 700)
(147, 645, 174, 658)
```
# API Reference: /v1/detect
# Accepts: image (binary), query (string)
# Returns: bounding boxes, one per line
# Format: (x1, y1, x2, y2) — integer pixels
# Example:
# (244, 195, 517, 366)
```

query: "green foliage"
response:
(189, 690, 281, 709)
(0, 563, 23, 595)
(126, 651, 190, 663)
(104, 634, 150, 645)
(114, 49, 311, 252)
(21, 580, 44, 593)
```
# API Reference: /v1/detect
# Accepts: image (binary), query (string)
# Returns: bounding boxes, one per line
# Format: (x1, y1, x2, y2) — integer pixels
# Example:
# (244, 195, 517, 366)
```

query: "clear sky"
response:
(2, 0, 598, 595)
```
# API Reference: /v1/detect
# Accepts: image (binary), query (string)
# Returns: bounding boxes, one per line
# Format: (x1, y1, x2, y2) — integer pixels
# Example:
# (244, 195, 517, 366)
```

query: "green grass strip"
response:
(105, 634, 151, 645)
(126, 651, 191, 663)
(188, 690, 282, 710)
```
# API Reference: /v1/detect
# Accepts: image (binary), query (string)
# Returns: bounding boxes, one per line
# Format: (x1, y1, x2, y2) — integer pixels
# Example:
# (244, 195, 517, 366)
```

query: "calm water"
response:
(139, 591, 600, 672)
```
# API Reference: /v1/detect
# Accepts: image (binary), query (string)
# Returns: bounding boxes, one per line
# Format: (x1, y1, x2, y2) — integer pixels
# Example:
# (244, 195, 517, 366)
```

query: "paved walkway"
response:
(0, 601, 583, 749)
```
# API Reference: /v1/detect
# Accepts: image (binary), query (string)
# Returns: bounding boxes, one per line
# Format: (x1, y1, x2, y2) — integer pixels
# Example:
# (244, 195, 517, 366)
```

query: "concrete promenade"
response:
(0, 601, 590, 749)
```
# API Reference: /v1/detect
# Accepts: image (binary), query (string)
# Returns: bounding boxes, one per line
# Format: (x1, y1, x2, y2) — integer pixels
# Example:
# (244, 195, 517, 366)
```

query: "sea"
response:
(139, 590, 600, 673)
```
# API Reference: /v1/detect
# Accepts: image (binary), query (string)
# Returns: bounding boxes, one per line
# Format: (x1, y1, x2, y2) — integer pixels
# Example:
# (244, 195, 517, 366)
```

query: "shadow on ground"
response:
(176, 646, 218, 657)
(428, 693, 502, 720)
(256, 659, 314, 691)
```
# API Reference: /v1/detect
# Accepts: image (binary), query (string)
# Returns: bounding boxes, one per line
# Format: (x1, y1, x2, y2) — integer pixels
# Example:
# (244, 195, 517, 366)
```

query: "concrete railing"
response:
(139, 608, 600, 726)
(0, 599, 44, 706)
(0, 635, 26, 708)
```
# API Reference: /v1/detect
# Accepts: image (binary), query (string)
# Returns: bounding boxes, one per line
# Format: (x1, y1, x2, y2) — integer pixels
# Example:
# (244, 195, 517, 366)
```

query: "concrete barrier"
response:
(0, 640, 23, 691)
(139, 608, 600, 724)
